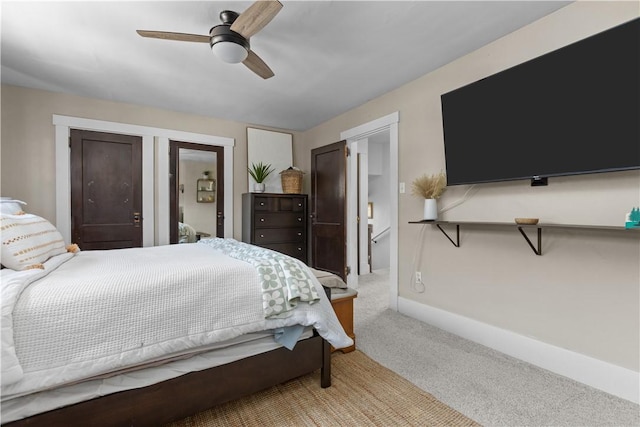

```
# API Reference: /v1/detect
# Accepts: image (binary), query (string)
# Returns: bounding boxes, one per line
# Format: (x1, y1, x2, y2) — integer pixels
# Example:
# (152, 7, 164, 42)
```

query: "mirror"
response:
(177, 148, 217, 243)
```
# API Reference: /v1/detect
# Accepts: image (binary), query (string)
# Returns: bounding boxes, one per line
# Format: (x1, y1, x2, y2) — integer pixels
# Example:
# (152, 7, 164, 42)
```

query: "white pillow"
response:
(0, 213, 66, 270)
(0, 199, 27, 215)
(309, 267, 347, 289)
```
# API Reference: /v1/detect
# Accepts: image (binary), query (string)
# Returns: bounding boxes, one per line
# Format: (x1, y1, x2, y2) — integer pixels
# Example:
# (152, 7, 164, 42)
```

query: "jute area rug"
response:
(166, 350, 480, 426)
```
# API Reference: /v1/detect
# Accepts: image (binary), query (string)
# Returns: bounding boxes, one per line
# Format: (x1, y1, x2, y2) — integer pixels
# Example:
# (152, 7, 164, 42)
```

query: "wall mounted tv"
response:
(441, 18, 639, 186)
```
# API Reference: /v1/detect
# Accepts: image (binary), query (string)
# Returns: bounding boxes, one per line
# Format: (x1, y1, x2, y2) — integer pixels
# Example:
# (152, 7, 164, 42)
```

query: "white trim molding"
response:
(399, 297, 640, 404)
(53, 115, 234, 246)
(341, 112, 399, 140)
(341, 111, 399, 310)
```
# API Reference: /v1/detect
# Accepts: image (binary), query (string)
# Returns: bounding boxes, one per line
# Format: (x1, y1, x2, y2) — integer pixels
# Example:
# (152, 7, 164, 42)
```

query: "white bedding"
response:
(1, 241, 352, 400)
(178, 221, 197, 243)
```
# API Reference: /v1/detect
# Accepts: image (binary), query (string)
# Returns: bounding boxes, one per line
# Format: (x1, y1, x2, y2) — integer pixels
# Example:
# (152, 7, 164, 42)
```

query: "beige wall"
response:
(300, 2, 639, 371)
(0, 85, 304, 239)
(1, 1, 638, 373)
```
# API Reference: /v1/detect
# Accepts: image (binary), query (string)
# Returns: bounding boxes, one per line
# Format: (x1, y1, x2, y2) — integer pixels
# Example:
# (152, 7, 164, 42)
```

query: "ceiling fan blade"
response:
(230, 0, 283, 39)
(136, 30, 209, 43)
(243, 50, 274, 79)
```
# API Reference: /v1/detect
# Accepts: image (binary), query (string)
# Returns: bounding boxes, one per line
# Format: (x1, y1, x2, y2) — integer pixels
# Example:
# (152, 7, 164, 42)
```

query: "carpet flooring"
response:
(354, 269, 640, 426)
(166, 350, 479, 427)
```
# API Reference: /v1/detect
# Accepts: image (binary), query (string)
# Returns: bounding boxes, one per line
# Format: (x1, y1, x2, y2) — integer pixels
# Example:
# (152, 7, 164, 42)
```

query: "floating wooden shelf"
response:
(408, 220, 637, 256)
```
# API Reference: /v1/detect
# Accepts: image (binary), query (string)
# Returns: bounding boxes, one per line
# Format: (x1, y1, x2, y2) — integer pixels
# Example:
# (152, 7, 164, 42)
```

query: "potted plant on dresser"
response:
(248, 162, 275, 193)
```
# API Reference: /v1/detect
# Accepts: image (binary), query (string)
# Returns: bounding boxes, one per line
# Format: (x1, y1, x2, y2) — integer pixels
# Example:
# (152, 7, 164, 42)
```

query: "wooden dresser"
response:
(241, 193, 308, 264)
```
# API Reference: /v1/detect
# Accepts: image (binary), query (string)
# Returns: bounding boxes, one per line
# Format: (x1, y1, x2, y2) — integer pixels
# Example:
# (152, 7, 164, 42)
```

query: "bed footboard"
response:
(4, 335, 330, 427)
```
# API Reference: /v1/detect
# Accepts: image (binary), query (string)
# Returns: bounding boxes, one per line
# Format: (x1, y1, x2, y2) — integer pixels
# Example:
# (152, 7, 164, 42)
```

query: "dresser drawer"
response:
(254, 228, 305, 244)
(254, 213, 305, 228)
(262, 243, 307, 261)
(253, 197, 270, 211)
(253, 196, 306, 212)
(279, 197, 306, 212)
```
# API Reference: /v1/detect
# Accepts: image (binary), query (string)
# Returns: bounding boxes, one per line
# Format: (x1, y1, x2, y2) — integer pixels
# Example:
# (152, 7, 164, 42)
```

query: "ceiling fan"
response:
(136, 0, 282, 79)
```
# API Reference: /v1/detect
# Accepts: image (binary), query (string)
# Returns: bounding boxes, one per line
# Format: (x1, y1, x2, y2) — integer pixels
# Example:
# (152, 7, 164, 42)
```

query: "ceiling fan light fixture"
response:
(212, 40, 248, 63)
(210, 24, 250, 64)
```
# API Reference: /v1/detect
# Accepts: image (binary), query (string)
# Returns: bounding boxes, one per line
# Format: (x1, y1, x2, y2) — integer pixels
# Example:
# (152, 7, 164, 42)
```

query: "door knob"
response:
(133, 212, 141, 227)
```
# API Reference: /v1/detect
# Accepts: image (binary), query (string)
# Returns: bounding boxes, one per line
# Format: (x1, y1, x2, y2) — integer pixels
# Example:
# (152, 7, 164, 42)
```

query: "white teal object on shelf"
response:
(625, 207, 640, 229)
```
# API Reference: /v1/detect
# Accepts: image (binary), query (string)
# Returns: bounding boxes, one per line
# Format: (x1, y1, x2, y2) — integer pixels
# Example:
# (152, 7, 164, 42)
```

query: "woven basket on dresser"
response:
(280, 169, 304, 194)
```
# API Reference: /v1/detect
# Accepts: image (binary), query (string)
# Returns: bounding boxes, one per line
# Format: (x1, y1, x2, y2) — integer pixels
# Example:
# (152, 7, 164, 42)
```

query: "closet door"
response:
(70, 129, 142, 250)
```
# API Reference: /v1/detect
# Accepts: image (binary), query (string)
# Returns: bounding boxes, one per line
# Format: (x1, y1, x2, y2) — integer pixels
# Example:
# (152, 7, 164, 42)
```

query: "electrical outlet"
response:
(399, 182, 405, 193)
(415, 271, 422, 282)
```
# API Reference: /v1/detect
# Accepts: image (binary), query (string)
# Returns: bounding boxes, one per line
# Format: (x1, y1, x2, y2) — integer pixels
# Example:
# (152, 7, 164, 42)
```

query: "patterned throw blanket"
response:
(200, 238, 320, 318)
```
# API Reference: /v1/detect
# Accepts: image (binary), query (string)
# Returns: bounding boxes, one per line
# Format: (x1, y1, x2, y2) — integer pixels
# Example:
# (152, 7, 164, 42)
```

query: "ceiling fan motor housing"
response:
(219, 10, 239, 25)
(209, 25, 250, 51)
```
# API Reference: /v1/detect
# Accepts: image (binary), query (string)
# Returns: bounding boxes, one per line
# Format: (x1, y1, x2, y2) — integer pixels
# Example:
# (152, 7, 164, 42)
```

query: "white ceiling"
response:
(1, 1, 571, 131)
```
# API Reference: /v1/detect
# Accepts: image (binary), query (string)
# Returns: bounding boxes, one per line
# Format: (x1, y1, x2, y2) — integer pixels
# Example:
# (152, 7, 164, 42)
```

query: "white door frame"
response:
(345, 139, 370, 285)
(340, 111, 399, 311)
(53, 115, 234, 246)
(357, 141, 370, 274)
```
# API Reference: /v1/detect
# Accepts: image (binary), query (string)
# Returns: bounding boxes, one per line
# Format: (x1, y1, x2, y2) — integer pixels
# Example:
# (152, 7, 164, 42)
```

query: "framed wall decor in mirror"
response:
(247, 128, 292, 193)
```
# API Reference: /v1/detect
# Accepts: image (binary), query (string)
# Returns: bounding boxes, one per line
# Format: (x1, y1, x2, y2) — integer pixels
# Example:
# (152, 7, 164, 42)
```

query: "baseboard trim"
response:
(398, 297, 639, 404)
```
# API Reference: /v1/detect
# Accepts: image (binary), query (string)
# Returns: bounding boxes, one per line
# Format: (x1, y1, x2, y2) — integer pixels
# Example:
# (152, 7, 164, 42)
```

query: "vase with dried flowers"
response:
(411, 172, 447, 220)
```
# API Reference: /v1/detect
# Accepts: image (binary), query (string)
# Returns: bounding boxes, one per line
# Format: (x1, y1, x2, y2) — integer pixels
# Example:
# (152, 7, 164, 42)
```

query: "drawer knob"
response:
(297, 247, 302, 251)
(260, 234, 265, 238)
(297, 217, 302, 222)
(260, 202, 265, 206)
(297, 232, 302, 236)
(260, 218, 265, 222)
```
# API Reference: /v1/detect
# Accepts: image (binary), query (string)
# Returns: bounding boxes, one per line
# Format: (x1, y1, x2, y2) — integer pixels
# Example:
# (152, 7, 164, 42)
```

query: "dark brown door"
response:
(70, 130, 142, 250)
(311, 141, 347, 280)
(169, 141, 225, 244)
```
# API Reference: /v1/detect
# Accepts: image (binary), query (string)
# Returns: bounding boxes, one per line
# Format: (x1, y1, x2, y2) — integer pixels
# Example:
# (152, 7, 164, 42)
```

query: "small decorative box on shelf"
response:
(625, 207, 640, 229)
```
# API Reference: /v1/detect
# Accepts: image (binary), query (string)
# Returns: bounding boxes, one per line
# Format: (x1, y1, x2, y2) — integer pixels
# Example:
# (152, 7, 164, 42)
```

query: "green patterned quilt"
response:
(199, 238, 320, 318)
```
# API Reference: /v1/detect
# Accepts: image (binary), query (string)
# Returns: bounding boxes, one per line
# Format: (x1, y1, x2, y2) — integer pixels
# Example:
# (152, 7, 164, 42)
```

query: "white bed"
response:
(0, 213, 352, 425)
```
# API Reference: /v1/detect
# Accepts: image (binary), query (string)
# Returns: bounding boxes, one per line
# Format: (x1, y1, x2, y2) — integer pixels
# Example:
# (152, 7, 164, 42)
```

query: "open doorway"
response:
(365, 131, 391, 272)
(341, 112, 399, 311)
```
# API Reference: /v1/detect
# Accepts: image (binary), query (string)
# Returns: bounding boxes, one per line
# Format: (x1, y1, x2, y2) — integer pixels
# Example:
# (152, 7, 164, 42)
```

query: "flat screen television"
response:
(441, 18, 639, 186)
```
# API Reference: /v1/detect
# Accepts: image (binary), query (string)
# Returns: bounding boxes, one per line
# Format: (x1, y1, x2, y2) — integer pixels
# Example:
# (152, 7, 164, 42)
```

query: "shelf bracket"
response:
(517, 226, 542, 255)
(436, 224, 460, 248)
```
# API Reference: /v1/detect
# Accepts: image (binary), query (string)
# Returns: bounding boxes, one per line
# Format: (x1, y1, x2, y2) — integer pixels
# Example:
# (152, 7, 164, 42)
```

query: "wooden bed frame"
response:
(5, 333, 331, 426)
